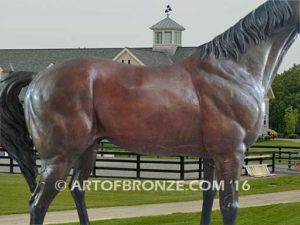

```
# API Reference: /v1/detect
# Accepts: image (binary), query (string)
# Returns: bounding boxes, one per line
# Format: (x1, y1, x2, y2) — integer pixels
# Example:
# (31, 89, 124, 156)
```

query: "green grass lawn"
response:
(252, 139, 300, 147)
(0, 174, 299, 215)
(101, 139, 300, 150)
(250, 139, 300, 164)
(56, 202, 300, 225)
(101, 139, 300, 156)
(101, 139, 300, 160)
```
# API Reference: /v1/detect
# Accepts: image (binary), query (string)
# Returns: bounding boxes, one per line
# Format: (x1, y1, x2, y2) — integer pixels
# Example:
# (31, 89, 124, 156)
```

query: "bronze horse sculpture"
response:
(0, 0, 299, 224)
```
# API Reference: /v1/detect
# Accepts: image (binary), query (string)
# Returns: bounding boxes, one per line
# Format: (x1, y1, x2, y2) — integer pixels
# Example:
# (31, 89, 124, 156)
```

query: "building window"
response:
(164, 32, 172, 44)
(155, 32, 162, 44)
(174, 32, 181, 44)
(121, 59, 131, 64)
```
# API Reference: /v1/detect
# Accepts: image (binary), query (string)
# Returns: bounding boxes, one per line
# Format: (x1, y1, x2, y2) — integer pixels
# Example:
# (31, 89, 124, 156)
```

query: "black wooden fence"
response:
(0, 144, 203, 180)
(0, 143, 299, 180)
(92, 151, 202, 180)
(250, 145, 300, 169)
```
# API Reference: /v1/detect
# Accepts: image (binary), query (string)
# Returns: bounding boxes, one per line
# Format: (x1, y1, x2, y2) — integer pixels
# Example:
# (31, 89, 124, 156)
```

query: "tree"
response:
(269, 64, 300, 134)
(284, 106, 299, 134)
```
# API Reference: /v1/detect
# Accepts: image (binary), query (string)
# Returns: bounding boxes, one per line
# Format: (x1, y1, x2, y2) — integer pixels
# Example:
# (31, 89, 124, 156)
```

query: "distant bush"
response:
(286, 134, 300, 139)
(257, 134, 271, 142)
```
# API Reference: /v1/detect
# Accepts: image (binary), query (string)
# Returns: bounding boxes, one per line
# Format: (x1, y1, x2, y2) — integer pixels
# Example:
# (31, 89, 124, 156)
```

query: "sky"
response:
(0, 0, 299, 73)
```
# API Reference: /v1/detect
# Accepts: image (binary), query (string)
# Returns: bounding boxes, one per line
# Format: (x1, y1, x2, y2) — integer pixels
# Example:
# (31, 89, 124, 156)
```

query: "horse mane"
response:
(199, 0, 293, 60)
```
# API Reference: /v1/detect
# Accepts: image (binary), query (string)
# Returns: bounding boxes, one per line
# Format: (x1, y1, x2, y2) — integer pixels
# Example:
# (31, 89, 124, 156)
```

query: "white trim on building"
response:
(113, 48, 145, 66)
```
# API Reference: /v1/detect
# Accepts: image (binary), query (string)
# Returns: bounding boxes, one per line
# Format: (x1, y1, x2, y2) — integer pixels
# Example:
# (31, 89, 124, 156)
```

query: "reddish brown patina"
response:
(0, 1, 299, 225)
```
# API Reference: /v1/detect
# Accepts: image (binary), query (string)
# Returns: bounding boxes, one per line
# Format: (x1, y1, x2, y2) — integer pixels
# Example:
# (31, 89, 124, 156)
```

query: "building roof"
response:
(128, 48, 174, 66)
(170, 47, 198, 62)
(0, 48, 122, 72)
(0, 47, 198, 72)
(150, 16, 185, 31)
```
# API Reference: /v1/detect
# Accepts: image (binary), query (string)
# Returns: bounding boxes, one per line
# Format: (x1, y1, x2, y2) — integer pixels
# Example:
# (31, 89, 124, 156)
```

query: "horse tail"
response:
(0, 71, 37, 193)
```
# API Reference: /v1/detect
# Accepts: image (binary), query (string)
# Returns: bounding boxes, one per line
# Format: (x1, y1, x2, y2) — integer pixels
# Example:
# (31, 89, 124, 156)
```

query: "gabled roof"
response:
(128, 48, 174, 66)
(150, 16, 185, 31)
(0, 47, 198, 72)
(113, 48, 145, 65)
(0, 48, 122, 72)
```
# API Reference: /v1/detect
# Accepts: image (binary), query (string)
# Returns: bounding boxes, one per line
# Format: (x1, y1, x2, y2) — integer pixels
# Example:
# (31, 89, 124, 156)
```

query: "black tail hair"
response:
(0, 71, 37, 193)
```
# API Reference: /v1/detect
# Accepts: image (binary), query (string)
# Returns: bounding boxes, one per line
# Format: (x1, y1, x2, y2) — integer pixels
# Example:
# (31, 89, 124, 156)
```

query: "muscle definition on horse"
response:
(0, 1, 299, 225)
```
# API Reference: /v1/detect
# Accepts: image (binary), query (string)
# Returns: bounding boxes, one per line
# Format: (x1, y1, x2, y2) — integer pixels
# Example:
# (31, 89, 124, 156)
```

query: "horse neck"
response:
(237, 25, 299, 95)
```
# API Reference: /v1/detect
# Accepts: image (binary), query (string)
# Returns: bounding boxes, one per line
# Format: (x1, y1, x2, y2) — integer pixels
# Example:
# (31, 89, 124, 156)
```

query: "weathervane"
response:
(165, 5, 172, 17)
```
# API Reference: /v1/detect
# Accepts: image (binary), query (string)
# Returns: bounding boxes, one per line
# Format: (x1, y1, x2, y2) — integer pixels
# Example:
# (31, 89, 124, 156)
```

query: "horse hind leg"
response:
(69, 142, 98, 225)
(200, 158, 217, 225)
(29, 157, 73, 225)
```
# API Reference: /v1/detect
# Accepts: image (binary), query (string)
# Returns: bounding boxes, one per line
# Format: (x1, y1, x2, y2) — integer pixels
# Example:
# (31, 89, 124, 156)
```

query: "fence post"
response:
(272, 152, 275, 173)
(288, 152, 292, 169)
(244, 154, 249, 175)
(245, 157, 249, 166)
(100, 141, 104, 157)
(279, 147, 282, 163)
(180, 157, 185, 180)
(136, 154, 141, 179)
(259, 154, 263, 164)
(198, 158, 202, 180)
(92, 160, 97, 177)
(9, 157, 13, 173)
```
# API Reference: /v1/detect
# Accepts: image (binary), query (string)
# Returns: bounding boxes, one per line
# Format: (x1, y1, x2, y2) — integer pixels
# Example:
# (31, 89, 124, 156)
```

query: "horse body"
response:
(1, 1, 299, 225)
(26, 52, 264, 159)
(26, 57, 204, 158)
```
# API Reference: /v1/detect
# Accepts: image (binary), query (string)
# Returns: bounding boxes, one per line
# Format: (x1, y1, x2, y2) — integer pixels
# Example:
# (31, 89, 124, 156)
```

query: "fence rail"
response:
(1, 143, 299, 180)
(250, 145, 300, 168)
(92, 150, 203, 180)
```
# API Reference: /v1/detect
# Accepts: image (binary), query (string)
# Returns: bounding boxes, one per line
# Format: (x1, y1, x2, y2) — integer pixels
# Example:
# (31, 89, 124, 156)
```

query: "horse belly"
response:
(95, 94, 203, 156)
(103, 113, 203, 156)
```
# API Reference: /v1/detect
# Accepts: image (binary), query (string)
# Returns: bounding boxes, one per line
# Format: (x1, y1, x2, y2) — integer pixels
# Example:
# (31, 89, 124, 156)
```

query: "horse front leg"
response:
(200, 158, 217, 225)
(213, 148, 245, 225)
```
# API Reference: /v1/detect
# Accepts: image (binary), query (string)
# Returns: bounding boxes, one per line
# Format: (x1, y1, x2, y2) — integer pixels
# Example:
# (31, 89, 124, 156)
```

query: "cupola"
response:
(150, 7, 185, 56)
